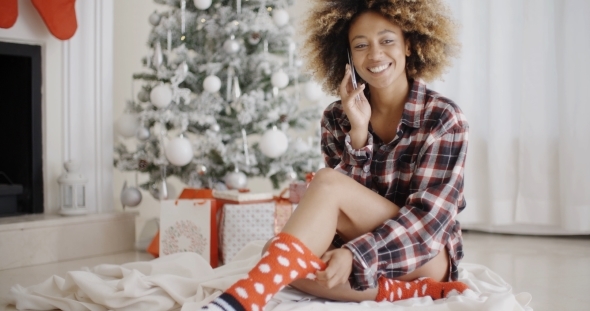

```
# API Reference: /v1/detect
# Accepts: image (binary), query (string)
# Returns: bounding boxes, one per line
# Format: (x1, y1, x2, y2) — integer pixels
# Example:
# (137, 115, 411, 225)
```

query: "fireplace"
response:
(0, 41, 43, 216)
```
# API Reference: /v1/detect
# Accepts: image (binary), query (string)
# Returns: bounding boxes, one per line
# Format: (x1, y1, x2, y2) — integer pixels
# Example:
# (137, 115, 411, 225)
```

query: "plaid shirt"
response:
(321, 80, 468, 290)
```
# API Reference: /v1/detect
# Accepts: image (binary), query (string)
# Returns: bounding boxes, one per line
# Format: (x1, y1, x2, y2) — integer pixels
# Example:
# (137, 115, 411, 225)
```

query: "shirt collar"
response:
(401, 79, 427, 129)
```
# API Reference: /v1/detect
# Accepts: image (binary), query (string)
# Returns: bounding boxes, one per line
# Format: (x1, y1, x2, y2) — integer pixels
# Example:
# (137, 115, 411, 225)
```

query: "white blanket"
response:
(8, 241, 533, 311)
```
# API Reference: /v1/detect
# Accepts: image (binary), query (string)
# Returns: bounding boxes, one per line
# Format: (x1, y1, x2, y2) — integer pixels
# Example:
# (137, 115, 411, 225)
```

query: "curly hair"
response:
(301, 0, 460, 96)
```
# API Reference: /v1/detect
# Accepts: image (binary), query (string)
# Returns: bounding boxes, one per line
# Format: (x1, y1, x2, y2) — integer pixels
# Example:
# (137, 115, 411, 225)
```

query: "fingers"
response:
(339, 65, 352, 95)
(315, 261, 347, 289)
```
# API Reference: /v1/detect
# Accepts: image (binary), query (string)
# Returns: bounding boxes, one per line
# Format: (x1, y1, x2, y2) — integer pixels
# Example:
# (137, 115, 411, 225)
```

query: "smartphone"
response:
(347, 49, 361, 102)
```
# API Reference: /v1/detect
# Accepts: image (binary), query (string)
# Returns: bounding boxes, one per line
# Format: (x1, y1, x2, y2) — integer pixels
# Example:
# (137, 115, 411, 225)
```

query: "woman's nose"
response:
(368, 45, 383, 60)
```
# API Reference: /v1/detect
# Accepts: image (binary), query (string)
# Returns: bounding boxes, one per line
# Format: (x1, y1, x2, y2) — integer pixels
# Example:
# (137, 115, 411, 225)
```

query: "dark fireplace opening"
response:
(0, 41, 43, 217)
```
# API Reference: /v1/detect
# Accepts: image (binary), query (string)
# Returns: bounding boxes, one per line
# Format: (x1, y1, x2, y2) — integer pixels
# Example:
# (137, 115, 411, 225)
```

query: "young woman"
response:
(204, 1, 468, 310)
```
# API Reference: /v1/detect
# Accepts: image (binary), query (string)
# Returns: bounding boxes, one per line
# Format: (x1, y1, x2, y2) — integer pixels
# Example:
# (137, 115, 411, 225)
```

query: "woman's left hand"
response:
(315, 248, 354, 289)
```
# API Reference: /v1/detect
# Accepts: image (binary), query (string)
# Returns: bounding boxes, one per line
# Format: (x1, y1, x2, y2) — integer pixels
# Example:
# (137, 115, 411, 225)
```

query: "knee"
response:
(309, 168, 342, 191)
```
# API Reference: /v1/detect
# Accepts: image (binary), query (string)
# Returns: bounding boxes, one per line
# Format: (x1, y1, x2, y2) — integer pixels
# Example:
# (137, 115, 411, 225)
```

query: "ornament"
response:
(271, 70, 289, 89)
(150, 84, 172, 109)
(136, 127, 150, 141)
(248, 32, 261, 45)
(292, 137, 310, 153)
(138, 159, 149, 171)
(304, 81, 323, 102)
(148, 11, 160, 26)
(224, 168, 247, 189)
(120, 181, 142, 207)
(148, 181, 176, 200)
(165, 135, 194, 166)
(287, 167, 297, 182)
(153, 41, 163, 67)
(193, 0, 212, 10)
(259, 126, 288, 158)
(203, 75, 221, 93)
(196, 164, 207, 175)
(272, 9, 290, 27)
(223, 35, 240, 54)
(115, 113, 139, 138)
(137, 89, 150, 102)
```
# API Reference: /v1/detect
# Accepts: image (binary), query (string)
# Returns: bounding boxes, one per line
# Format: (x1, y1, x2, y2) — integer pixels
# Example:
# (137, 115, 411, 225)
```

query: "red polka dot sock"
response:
(203, 232, 326, 311)
(375, 276, 469, 302)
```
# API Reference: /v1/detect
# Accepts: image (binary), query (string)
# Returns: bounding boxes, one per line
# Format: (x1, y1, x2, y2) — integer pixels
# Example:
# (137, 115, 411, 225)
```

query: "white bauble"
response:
(203, 75, 221, 93)
(165, 136, 194, 166)
(224, 170, 248, 189)
(150, 84, 172, 109)
(136, 127, 150, 141)
(272, 9, 290, 27)
(121, 187, 142, 207)
(115, 113, 139, 138)
(259, 127, 289, 158)
(292, 138, 310, 153)
(148, 11, 160, 26)
(304, 81, 323, 102)
(223, 38, 240, 54)
(271, 70, 289, 89)
(193, 0, 212, 10)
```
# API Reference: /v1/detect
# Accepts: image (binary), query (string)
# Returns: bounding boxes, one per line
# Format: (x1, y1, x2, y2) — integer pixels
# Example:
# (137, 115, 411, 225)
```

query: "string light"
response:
(267, 7, 272, 11)
(201, 18, 206, 23)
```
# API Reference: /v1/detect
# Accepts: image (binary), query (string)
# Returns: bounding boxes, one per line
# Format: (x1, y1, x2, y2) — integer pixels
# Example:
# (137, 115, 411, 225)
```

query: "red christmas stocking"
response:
(31, 0, 78, 40)
(0, 0, 18, 29)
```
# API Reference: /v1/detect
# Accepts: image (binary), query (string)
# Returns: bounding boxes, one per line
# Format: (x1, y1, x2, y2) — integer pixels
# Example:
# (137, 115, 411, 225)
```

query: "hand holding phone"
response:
(347, 49, 361, 102)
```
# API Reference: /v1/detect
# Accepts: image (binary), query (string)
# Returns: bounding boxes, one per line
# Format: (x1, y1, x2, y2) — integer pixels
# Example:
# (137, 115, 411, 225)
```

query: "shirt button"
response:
(363, 165, 370, 173)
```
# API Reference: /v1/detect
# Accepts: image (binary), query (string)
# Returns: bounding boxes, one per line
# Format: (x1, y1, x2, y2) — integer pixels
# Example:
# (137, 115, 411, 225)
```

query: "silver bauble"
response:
(121, 187, 142, 207)
(224, 170, 247, 189)
(148, 181, 176, 201)
(136, 127, 151, 141)
(196, 164, 208, 175)
(137, 89, 150, 102)
(248, 32, 261, 45)
(148, 11, 161, 26)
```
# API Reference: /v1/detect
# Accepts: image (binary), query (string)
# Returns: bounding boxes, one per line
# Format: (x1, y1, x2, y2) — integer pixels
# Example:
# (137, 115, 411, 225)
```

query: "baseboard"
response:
(0, 212, 137, 270)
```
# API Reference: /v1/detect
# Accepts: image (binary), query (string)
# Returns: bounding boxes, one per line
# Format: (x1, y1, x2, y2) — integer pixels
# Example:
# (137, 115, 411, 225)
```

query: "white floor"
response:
(1, 231, 589, 311)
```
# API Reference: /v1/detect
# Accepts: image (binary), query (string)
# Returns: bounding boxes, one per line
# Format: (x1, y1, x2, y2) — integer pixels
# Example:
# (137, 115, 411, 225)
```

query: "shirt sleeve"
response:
(321, 104, 374, 186)
(343, 125, 469, 290)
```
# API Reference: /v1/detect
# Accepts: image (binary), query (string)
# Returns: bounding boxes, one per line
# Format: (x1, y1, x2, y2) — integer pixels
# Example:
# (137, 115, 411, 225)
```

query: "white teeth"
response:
(368, 64, 389, 73)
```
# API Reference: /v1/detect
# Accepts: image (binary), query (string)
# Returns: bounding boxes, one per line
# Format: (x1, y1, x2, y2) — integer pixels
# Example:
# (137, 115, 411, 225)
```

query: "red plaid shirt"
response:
(321, 80, 468, 290)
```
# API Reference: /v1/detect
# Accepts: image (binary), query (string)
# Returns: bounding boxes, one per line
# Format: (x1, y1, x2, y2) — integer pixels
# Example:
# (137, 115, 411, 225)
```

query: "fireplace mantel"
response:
(0, 0, 114, 214)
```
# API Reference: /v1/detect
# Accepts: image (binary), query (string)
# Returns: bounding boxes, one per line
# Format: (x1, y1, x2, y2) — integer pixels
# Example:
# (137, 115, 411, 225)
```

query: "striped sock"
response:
(203, 232, 326, 311)
(375, 276, 469, 302)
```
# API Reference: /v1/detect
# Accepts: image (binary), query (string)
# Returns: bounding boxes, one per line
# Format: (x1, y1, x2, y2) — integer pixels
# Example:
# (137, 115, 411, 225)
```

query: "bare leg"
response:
(262, 168, 450, 302)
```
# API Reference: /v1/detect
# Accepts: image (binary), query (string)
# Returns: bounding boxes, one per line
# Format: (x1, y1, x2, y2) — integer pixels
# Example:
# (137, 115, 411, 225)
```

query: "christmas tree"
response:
(114, 0, 323, 202)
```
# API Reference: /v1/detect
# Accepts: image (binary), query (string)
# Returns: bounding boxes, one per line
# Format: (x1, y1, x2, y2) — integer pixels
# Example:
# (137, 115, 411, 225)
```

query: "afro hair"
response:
(301, 0, 461, 96)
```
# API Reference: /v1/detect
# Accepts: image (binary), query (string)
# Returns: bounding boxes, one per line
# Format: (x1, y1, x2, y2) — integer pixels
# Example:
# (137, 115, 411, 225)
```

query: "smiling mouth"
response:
(368, 63, 391, 73)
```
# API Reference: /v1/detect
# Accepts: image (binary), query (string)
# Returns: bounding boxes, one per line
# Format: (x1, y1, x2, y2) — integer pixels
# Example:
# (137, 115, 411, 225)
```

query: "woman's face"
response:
(348, 11, 410, 90)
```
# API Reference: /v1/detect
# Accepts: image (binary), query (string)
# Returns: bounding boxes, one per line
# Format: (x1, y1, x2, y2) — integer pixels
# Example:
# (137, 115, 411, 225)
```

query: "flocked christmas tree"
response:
(114, 0, 324, 203)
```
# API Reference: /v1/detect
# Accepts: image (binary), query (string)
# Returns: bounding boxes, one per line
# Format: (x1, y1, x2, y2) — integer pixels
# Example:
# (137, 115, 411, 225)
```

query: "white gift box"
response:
(221, 202, 277, 264)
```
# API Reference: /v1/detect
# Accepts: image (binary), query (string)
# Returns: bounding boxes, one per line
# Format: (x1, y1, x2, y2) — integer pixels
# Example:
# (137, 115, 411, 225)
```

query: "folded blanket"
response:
(8, 241, 532, 311)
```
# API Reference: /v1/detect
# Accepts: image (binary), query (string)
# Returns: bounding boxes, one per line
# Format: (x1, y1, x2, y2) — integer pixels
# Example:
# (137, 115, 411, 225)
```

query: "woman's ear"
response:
(405, 40, 411, 57)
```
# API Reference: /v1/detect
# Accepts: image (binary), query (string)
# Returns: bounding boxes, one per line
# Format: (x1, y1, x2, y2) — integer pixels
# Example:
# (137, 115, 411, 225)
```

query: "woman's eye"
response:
(354, 44, 367, 49)
(383, 39, 395, 44)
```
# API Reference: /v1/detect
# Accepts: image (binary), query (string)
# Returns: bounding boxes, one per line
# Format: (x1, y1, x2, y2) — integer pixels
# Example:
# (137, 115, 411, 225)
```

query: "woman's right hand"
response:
(340, 64, 371, 149)
(339, 64, 371, 132)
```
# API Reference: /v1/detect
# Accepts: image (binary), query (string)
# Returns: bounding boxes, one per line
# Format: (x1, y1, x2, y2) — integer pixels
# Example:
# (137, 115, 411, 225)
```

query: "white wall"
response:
(112, 1, 335, 241)
(0, 0, 114, 215)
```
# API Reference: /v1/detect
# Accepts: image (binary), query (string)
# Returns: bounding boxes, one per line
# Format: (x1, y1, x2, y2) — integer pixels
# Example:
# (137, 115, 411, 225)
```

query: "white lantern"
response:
(58, 160, 89, 216)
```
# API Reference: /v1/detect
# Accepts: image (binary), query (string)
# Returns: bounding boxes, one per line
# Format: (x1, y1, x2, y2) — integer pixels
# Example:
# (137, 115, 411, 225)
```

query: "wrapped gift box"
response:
(221, 202, 277, 264)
